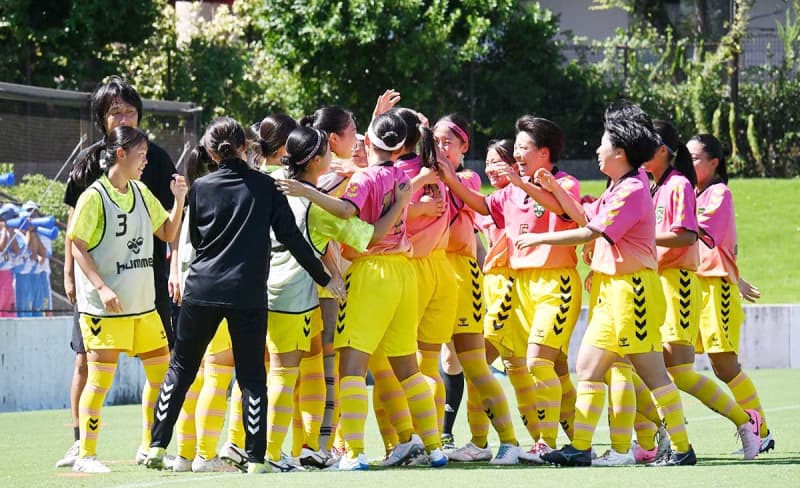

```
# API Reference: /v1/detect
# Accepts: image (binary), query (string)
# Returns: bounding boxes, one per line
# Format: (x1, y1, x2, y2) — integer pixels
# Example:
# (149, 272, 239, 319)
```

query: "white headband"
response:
(367, 122, 405, 152)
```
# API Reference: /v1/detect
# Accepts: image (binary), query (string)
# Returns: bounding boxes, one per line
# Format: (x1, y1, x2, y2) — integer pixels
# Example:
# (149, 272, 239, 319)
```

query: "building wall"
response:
(535, 0, 629, 40)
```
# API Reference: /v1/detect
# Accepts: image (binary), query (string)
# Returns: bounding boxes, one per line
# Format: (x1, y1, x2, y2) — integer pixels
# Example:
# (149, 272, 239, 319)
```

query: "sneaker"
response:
(541, 444, 592, 467)
(441, 433, 456, 450)
(759, 430, 776, 453)
(72, 456, 111, 473)
(648, 446, 697, 466)
(445, 441, 492, 462)
(268, 456, 306, 472)
(737, 409, 762, 460)
(192, 455, 231, 472)
(135, 448, 148, 465)
(591, 448, 636, 466)
(428, 448, 448, 468)
(655, 424, 671, 461)
(631, 440, 657, 464)
(489, 443, 520, 465)
(220, 441, 248, 473)
(406, 451, 430, 466)
(55, 440, 80, 468)
(380, 437, 424, 466)
(518, 439, 553, 465)
(247, 462, 269, 474)
(334, 453, 369, 471)
(299, 446, 330, 469)
(172, 455, 193, 472)
(144, 447, 167, 470)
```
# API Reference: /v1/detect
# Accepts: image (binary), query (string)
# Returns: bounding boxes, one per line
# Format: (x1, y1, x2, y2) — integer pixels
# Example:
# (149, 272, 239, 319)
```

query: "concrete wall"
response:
(1, 304, 798, 412)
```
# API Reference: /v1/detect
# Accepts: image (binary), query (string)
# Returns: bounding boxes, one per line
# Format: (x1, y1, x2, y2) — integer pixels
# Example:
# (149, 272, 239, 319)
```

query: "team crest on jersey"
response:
(344, 184, 359, 198)
(127, 236, 145, 255)
(697, 206, 705, 216)
(534, 203, 545, 218)
(655, 205, 664, 224)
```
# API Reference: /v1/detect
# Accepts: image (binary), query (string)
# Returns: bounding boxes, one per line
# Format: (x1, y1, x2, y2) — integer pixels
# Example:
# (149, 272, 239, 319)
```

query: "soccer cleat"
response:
(445, 441, 493, 462)
(428, 448, 448, 468)
(441, 433, 456, 451)
(220, 441, 248, 473)
(144, 447, 167, 470)
(631, 440, 658, 464)
(541, 444, 592, 467)
(247, 462, 269, 474)
(268, 456, 306, 472)
(172, 455, 193, 472)
(192, 455, 233, 472)
(648, 446, 697, 466)
(736, 409, 763, 460)
(72, 456, 111, 473)
(299, 446, 331, 469)
(655, 424, 671, 461)
(334, 453, 370, 471)
(591, 448, 636, 466)
(518, 439, 553, 465)
(380, 437, 425, 467)
(489, 443, 520, 465)
(758, 431, 776, 453)
(55, 440, 80, 468)
(135, 448, 148, 465)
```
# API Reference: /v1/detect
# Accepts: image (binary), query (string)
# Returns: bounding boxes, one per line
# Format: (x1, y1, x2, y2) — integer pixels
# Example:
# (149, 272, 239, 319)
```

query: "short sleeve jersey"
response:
(585, 169, 657, 275)
(486, 170, 580, 270)
(696, 181, 739, 281)
(395, 155, 450, 258)
(446, 169, 482, 257)
(652, 169, 700, 271)
(341, 162, 411, 260)
(475, 213, 509, 272)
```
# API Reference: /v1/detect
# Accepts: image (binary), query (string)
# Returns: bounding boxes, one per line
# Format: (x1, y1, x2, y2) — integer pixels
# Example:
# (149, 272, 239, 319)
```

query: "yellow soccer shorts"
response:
(695, 276, 745, 354)
(205, 318, 233, 356)
(334, 255, 418, 357)
(483, 268, 526, 359)
(413, 250, 459, 345)
(80, 309, 168, 356)
(267, 308, 323, 354)
(584, 269, 666, 356)
(446, 253, 484, 337)
(514, 267, 582, 355)
(658, 268, 701, 346)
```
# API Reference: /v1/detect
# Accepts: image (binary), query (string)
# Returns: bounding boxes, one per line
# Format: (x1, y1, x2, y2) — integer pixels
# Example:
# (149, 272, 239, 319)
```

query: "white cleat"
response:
(55, 440, 80, 468)
(333, 453, 369, 471)
(380, 436, 425, 466)
(220, 441, 248, 473)
(489, 443, 520, 465)
(268, 456, 306, 472)
(518, 439, 553, 465)
(591, 448, 636, 466)
(172, 455, 193, 472)
(135, 448, 148, 465)
(192, 455, 233, 472)
(445, 441, 492, 462)
(655, 424, 671, 460)
(299, 447, 331, 469)
(72, 456, 111, 473)
(428, 448, 448, 468)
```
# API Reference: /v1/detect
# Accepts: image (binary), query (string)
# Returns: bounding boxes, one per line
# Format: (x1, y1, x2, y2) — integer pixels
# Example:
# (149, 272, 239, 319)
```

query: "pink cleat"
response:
(631, 440, 657, 464)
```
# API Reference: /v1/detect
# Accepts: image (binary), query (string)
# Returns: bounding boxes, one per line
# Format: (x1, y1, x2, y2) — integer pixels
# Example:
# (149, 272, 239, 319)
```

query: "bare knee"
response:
(440, 343, 462, 375)
(74, 353, 88, 377)
(709, 353, 741, 383)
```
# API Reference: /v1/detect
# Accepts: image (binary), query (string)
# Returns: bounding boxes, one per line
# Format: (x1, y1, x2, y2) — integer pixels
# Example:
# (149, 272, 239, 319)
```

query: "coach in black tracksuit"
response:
(149, 117, 332, 467)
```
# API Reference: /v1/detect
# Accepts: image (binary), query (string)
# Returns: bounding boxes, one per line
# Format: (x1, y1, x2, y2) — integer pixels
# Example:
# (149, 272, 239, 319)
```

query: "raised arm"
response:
(437, 161, 489, 215)
(154, 175, 188, 243)
(275, 179, 357, 219)
(516, 227, 600, 250)
(656, 229, 698, 248)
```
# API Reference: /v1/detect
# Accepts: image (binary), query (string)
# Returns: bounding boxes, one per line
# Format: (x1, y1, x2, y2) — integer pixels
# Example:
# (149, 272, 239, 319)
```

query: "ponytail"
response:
(418, 127, 438, 169)
(654, 119, 696, 187)
(69, 140, 104, 189)
(185, 145, 217, 187)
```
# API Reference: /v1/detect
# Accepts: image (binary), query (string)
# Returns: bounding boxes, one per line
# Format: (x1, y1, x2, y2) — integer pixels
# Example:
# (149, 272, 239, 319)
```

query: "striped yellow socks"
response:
(459, 348, 517, 446)
(175, 368, 204, 460)
(506, 365, 539, 442)
(651, 383, 690, 452)
(417, 348, 445, 431)
(530, 358, 561, 448)
(605, 362, 635, 453)
(559, 373, 576, 441)
(319, 351, 338, 451)
(196, 362, 234, 459)
(400, 373, 441, 451)
(632, 372, 661, 425)
(669, 363, 750, 427)
(727, 370, 768, 436)
(297, 353, 326, 451)
(572, 381, 605, 451)
(466, 379, 490, 447)
(140, 355, 169, 452)
(79, 362, 116, 458)
(339, 375, 368, 457)
(266, 366, 300, 461)
(227, 381, 245, 449)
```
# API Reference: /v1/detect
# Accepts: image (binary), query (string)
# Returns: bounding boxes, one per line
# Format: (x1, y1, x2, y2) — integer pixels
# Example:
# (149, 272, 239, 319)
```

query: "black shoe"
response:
(648, 446, 697, 466)
(540, 444, 592, 467)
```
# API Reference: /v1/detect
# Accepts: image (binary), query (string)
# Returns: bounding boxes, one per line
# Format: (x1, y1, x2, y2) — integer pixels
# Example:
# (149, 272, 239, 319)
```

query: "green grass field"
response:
(3, 369, 798, 487)
(483, 178, 800, 303)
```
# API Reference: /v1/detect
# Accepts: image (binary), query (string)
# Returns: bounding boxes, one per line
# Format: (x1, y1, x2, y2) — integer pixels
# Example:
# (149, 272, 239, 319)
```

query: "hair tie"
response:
(367, 122, 405, 152)
(435, 120, 469, 146)
(296, 129, 323, 165)
(99, 149, 111, 170)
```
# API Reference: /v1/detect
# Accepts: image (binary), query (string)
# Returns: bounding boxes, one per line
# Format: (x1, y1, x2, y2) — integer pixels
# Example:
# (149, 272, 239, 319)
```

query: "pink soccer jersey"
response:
(585, 169, 658, 275)
(446, 169, 482, 257)
(696, 181, 739, 281)
(341, 162, 412, 259)
(395, 155, 450, 258)
(486, 170, 580, 270)
(476, 213, 509, 272)
(652, 170, 700, 271)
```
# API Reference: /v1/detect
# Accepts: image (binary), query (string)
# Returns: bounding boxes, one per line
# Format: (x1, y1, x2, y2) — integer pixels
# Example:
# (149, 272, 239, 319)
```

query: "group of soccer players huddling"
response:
(56, 77, 773, 475)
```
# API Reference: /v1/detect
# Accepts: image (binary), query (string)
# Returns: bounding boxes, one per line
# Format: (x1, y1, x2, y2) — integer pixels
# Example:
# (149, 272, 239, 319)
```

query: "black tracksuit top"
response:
(183, 158, 330, 309)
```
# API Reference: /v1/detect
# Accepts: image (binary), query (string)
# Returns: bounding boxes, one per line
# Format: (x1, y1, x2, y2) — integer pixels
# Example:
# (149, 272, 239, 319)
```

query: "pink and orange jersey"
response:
(475, 213, 509, 272)
(395, 155, 450, 258)
(341, 162, 412, 259)
(652, 169, 700, 271)
(446, 169, 482, 257)
(585, 169, 657, 275)
(695, 181, 739, 281)
(486, 170, 580, 270)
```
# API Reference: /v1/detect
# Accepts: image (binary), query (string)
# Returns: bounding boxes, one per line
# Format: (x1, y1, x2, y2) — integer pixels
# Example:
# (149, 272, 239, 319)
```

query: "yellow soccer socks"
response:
(605, 362, 635, 453)
(727, 370, 769, 437)
(530, 358, 562, 448)
(140, 355, 169, 452)
(400, 373, 441, 451)
(507, 364, 539, 442)
(339, 375, 369, 457)
(175, 368, 204, 460)
(559, 373, 576, 441)
(227, 381, 245, 449)
(196, 362, 234, 459)
(297, 353, 326, 451)
(669, 363, 751, 427)
(79, 362, 117, 458)
(418, 348, 446, 430)
(266, 366, 300, 461)
(459, 348, 517, 446)
(651, 383, 691, 453)
(572, 381, 605, 451)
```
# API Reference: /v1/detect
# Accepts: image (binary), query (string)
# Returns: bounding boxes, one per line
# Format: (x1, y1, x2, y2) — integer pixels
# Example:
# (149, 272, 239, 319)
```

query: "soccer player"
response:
(68, 125, 186, 473)
(517, 101, 696, 467)
(688, 133, 773, 453)
(144, 117, 334, 475)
